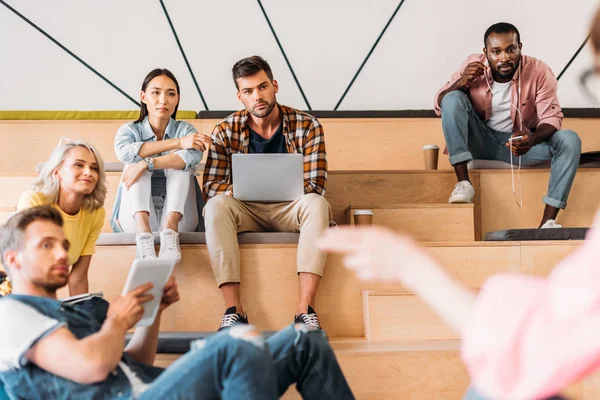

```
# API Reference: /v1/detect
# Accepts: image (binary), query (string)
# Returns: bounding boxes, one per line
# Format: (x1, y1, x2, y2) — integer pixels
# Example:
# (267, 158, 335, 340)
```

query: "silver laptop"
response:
(232, 154, 304, 202)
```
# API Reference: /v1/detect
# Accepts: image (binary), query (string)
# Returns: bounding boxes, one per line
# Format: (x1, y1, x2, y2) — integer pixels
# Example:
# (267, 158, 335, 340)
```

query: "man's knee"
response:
(440, 90, 470, 115)
(298, 194, 330, 220)
(192, 325, 267, 359)
(292, 323, 331, 354)
(203, 195, 236, 221)
(554, 130, 582, 156)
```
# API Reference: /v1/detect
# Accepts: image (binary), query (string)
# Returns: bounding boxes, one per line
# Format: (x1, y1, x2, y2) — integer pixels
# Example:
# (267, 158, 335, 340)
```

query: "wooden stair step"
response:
(63, 241, 580, 336)
(346, 204, 475, 242)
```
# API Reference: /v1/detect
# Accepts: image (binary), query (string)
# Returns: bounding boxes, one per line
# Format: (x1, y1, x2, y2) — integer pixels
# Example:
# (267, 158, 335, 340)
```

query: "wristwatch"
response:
(143, 157, 155, 172)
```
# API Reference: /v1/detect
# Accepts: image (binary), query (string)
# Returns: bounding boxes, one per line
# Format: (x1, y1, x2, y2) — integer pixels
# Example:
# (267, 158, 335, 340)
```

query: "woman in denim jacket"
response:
(113, 69, 210, 263)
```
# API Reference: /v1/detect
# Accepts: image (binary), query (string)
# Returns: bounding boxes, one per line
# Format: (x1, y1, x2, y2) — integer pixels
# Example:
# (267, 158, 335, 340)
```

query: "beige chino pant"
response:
(203, 194, 332, 286)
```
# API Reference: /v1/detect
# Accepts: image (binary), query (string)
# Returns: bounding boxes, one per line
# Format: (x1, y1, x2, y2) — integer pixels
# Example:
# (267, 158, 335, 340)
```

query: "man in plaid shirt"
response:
(203, 56, 332, 331)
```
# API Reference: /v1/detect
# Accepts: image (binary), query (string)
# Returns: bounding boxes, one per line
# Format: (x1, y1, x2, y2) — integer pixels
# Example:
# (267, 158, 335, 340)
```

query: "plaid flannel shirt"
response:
(202, 104, 327, 200)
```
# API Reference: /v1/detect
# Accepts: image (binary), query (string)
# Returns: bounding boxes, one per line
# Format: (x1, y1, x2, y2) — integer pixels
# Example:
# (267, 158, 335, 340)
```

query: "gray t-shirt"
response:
(0, 298, 149, 396)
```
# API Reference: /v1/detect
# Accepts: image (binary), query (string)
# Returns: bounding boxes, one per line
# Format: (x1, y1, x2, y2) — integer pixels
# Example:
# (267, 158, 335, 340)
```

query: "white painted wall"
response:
(1, 0, 597, 111)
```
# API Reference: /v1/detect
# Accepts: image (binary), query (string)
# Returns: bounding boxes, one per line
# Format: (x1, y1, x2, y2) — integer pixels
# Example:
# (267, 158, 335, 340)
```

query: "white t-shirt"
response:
(486, 80, 513, 132)
(0, 298, 149, 396)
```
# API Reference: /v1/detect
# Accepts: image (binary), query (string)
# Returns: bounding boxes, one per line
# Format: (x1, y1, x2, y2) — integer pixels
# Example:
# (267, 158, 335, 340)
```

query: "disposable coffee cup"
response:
(423, 145, 440, 170)
(353, 210, 374, 226)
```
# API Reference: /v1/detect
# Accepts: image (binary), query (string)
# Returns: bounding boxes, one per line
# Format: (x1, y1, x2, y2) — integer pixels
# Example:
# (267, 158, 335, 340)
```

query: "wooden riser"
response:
(362, 291, 458, 341)
(479, 169, 600, 234)
(2, 169, 598, 240)
(61, 241, 580, 336)
(2, 118, 598, 174)
(346, 204, 475, 242)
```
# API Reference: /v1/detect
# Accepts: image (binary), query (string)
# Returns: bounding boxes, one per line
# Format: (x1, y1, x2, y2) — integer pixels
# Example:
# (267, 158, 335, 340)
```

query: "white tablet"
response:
(121, 258, 176, 327)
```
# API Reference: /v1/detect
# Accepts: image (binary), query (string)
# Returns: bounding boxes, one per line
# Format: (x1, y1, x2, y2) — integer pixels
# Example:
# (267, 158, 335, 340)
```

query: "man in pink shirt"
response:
(434, 22, 581, 228)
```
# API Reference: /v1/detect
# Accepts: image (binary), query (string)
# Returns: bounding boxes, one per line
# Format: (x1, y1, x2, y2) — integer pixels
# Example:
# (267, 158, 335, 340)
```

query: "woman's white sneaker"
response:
(159, 229, 181, 263)
(135, 232, 157, 259)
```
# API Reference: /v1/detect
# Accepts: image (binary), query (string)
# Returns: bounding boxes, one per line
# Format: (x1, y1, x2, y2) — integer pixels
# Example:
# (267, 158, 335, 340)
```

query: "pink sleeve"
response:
(433, 54, 483, 116)
(534, 66, 563, 131)
(461, 209, 600, 399)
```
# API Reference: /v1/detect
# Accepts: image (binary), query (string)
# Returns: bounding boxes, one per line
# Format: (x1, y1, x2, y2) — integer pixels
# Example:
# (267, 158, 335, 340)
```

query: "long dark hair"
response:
(135, 68, 180, 123)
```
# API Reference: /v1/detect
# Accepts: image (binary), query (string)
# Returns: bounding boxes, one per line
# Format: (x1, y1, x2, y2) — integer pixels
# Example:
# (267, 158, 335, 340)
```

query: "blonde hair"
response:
(31, 140, 107, 211)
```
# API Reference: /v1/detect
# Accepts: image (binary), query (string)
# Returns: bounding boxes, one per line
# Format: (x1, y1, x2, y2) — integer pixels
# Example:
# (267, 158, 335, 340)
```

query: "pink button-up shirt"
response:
(462, 209, 600, 399)
(434, 54, 563, 132)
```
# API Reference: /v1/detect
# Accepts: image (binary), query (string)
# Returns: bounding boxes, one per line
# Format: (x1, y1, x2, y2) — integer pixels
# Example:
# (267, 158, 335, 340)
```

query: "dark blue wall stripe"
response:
(159, 0, 208, 110)
(334, 0, 407, 110)
(0, 0, 140, 107)
(256, 0, 312, 110)
(557, 34, 590, 81)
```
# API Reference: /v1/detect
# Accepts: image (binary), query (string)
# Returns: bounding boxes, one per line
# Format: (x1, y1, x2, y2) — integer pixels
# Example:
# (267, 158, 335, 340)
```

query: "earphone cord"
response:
(484, 65, 523, 208)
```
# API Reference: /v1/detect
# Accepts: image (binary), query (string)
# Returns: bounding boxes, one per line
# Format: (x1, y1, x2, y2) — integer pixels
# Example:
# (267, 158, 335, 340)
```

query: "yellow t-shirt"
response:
(17, 191, 106, 266)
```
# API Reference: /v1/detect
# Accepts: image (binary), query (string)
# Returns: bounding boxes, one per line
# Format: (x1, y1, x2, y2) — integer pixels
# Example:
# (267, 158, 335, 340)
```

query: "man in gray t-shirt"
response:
(0, 206, 354, 400)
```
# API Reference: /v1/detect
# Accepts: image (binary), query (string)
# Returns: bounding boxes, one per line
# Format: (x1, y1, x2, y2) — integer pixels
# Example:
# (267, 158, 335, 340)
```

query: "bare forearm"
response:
(402, 255, 476, 334)
(153, 153, 186, 170)
(125, 313, 161, 365)
(68, 256, 91, 296)
(80, 319, 129, 376)
(139, 139, 181, 158)
(530, 123, 557, 145)
(67, 278, 89, 296)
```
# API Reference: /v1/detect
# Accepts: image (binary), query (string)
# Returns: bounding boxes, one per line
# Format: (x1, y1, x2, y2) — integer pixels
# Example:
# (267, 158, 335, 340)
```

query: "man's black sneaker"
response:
(218, 306, 249, 331)
(294, 305, 321, 329)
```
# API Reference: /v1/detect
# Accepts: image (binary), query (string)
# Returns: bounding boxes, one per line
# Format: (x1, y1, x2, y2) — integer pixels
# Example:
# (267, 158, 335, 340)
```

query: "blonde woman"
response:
(17, 140, 107, 296)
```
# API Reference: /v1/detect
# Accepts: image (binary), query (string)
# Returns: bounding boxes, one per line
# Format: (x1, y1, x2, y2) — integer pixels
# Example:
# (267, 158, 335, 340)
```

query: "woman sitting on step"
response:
(112, 68, 211, 263)
(16, 139, 107, 296)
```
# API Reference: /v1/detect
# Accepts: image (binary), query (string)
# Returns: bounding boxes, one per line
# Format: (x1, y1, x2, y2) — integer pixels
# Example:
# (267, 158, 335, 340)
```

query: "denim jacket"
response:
(0, 295, 162, 400)
(111, 117, 205, 232)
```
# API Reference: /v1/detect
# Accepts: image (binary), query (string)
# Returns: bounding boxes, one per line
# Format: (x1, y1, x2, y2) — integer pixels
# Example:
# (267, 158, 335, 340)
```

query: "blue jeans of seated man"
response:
(138, 323, 355, 400)
(463, 386, 569, 400)
(440, 90, 581, 209)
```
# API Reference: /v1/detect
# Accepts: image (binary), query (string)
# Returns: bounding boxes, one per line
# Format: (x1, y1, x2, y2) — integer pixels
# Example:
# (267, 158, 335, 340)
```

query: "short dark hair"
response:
(0, 206, 63, 270)
(484, 22, 521, 47)
(232, 56, 274, 89)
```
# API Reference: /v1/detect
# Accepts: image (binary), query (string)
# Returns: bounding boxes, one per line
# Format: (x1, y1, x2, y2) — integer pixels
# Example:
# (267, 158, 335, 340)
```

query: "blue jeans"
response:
(138, 324, 354, 400)
(464, 386, 569, 400)
(441, 91, 581, 209)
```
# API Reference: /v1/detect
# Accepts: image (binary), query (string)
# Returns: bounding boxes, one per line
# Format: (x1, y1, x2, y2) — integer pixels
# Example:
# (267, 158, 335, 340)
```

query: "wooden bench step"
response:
(64, 241, 580, 336)
(346, 204, 475, 242)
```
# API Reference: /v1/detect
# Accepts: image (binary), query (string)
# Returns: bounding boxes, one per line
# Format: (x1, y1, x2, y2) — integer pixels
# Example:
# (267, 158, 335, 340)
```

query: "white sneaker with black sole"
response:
(449, 180, 475, 204)
(135, 232, 157, 259)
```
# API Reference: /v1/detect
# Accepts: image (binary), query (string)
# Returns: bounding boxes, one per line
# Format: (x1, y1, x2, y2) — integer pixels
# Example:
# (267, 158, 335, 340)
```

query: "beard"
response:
(31, 275, 68, 293)
(248, 100, 277, 119)
(494, 57, 520, 80)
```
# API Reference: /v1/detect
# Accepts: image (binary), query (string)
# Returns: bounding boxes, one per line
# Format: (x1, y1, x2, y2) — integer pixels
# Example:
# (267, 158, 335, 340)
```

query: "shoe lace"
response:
(455, 181, 470, 192)
(162, 231, 178, 252)
(299, 313, 321, 328)
(220, 313, 241, 329)
(138, 235, 155, 257)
